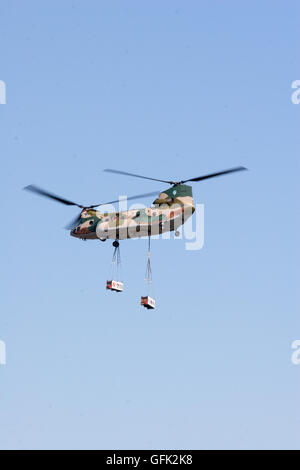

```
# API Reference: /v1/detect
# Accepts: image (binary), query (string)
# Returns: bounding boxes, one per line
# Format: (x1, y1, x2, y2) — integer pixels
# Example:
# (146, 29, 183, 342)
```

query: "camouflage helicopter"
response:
(24, 166, 247, 243)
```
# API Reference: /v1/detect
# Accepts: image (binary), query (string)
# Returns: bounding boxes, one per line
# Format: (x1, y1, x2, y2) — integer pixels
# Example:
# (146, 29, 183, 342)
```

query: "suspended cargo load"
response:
(106, 241, 123, 292)
(141, 296, 155, 309)
(141, 237, 156, 309)
(106, 280, 124, 292)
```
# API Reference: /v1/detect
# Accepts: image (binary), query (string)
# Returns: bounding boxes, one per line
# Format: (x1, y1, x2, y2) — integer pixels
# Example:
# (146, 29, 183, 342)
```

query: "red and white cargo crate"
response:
(106, 280, 124, 292)
(141, 296, 155, 309)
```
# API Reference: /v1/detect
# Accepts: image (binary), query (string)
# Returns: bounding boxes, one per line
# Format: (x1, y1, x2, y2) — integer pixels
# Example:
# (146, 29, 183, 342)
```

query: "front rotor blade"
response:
(103, 169, 173, 185)
(182, 166, 248, 183)
(24, 184, 83, 207)
(64, 213, 82, 230)
(92, 191, 159, 207)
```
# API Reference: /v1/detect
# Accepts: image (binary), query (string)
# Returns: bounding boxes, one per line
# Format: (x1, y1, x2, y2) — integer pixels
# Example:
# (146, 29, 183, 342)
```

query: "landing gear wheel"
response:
(175, 230, 180, 237)
(112, 240, 119, 248)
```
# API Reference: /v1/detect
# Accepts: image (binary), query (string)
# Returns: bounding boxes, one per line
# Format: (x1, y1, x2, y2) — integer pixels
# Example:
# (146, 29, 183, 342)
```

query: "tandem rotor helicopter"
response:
(24, 166, 247, 308)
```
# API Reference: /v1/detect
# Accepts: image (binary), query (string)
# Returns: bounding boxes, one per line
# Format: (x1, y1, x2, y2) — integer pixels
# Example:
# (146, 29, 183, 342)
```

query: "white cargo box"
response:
(141, 296, 155, 309)
(106, 280, 124, 292)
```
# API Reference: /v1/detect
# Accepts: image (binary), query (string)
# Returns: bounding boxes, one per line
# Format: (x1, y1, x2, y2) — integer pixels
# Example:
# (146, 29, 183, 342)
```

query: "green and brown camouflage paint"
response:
(71, 185, 195, 240)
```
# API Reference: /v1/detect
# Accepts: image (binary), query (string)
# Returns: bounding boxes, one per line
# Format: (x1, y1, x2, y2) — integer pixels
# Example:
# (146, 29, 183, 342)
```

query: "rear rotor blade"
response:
(24, 184, 83, 208)
(104, 169, 173, 185)
(182, 166, 247, 183)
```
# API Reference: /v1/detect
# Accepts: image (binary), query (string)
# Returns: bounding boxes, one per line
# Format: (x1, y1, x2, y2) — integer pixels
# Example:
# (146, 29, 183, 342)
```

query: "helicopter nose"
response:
(71, 226, 79, 237)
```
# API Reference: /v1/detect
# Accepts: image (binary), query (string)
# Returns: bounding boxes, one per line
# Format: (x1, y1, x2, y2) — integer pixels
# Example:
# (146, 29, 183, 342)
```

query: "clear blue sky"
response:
(0, 0, 299, 450)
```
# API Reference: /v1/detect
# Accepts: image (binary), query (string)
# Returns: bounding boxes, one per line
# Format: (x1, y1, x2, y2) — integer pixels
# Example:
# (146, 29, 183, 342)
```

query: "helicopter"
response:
(24, 166, 247, 243)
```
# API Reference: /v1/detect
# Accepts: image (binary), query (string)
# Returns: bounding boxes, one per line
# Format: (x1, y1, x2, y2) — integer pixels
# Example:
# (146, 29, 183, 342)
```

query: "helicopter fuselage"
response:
(70, 204, 195, 241)
(70, 184, 195, 241)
